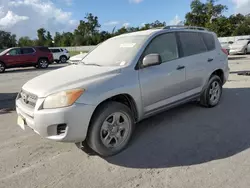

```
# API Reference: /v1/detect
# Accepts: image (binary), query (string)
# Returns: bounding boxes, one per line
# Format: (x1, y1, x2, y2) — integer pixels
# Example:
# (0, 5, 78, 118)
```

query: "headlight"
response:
(43, 89, 84, 109)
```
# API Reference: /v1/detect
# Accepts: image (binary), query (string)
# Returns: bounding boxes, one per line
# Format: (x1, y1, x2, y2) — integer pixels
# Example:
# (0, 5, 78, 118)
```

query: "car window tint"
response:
(38, 47, 50, 52)
(22, 48, 34, 54)
(202, 33, 215, 51)
(9, 49, 21, 55)
(50, 49, 60, 53)
(143, 33, 178, 63)
(178, 32, 207, 57)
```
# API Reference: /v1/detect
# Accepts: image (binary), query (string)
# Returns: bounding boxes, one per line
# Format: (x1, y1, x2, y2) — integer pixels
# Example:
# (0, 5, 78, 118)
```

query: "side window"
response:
(178, 32, 207, 57)
(22, 48, 34, 54)
(202, 33, 215, 51)
(143, 33, 178, 63)
(51, 49, 61, 53)
(8, 49, 21, 55)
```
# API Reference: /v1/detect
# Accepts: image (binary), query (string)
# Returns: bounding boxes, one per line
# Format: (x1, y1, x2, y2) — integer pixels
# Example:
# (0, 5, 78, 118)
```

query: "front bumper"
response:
(16, 97, 96, 143)
(229, 49, 244, 55)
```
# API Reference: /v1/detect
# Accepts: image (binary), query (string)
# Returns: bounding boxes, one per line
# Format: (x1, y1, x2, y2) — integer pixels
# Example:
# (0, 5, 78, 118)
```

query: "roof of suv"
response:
(116, 26, 213, 39)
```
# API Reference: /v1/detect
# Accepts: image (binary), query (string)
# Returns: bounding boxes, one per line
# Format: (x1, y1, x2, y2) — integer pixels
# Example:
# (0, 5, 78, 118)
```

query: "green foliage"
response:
(0, 31, 16, 49)
(1, 3, 250, 49)
(18, 36, 34, 47)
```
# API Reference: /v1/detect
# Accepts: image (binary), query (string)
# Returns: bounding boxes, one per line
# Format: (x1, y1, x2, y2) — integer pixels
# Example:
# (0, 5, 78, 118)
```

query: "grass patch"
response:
(69, 51, 88, 57)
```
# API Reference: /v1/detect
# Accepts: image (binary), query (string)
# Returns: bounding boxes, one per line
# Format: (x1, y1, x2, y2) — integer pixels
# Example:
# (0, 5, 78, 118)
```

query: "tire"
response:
(0, 62, 6, 73)
(38, 59, 49, 69)
(244, 48, 247, 55)
(200, 75, 222, 108)
(60, 56, 67, 63)
(87, 101, 134, 157)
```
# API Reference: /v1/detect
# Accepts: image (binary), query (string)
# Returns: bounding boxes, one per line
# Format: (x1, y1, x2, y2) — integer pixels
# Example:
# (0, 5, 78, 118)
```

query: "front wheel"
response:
(244, 48, 247, 55)
(200, 75, 222, 107)
(38, 59, 49, 69)
(87, 102, 134, 157)
(0, 62, 6, 73)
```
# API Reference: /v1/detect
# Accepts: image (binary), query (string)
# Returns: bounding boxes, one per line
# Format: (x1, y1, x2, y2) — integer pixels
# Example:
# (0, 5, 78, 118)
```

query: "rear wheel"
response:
(200, 75, 222, 107)
(87, 102, 134, 157)
(0, 62, 6, 73)
(38, 59, 49, 69)
(60, 56, 67, 63)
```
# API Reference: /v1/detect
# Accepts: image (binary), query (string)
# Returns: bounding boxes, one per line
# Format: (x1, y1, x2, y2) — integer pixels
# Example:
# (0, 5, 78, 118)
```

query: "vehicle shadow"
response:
(0, 92, 18, 113)
(4, 65, 66, 74)
(106, 87, 250, 168)
(230, 70, 250, 76)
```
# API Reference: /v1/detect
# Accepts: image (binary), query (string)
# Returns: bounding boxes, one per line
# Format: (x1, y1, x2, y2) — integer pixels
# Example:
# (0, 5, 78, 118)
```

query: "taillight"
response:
(221, 48, 228, 55)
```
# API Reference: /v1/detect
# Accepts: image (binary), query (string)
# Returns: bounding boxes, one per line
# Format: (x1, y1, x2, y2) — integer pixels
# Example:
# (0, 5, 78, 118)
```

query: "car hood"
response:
(22, 64, 121, 97)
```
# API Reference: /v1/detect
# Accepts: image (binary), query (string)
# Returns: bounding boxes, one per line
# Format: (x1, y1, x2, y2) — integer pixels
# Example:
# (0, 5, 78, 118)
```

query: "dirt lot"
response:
(1, 56, 250, 188)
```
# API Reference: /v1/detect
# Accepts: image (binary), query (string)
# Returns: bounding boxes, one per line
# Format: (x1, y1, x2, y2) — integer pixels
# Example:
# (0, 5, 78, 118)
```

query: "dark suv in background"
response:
(0, 46, 53, 73)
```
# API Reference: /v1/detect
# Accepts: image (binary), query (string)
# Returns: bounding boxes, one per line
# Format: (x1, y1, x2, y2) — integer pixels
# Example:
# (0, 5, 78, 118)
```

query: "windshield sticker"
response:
(120, 43, 136, 48)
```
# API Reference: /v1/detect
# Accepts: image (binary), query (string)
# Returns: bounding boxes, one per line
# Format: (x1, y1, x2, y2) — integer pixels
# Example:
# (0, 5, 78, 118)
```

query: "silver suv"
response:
(16, 26, 229, 156)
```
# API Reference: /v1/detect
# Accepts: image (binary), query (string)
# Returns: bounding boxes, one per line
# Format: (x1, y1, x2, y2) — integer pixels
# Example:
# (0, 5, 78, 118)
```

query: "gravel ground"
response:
(0, 56, 250, 188)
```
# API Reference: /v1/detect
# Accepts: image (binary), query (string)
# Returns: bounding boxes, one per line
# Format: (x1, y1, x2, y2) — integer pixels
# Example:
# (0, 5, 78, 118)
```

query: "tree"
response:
(74, 13, 101, 45)
(36, 28, 46, 46)
(18, 36, 34, 47)
(54, 32, 62, 46)
(0, 30, 17, 49)
(185, 0, 227, 27)
(45, 31, 53, 47)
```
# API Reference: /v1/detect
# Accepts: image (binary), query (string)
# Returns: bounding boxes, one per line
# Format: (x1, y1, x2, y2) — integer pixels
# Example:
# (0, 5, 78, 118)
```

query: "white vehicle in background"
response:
(220, 41, 233, 54)
(68, 52, 88, 65)
(229, 38, 250, 55)
(49, 48, 70, 63)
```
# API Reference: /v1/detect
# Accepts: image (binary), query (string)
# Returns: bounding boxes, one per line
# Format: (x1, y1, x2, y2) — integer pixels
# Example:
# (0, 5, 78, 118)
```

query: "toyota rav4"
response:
(16, 26, 229, 157)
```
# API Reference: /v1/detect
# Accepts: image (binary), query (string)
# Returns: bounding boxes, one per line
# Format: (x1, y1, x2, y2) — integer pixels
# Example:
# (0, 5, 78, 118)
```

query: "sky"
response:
(0, 0, 249, 38)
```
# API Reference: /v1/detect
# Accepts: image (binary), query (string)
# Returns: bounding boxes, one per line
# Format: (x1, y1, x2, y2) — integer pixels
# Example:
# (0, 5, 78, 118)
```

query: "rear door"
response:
(21, 48, 36, 64)
(177, 31, 210, 95)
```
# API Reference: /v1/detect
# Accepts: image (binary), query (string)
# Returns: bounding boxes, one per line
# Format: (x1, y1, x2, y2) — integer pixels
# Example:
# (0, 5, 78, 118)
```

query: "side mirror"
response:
(142, 54, 162, 68)
(6, 53, 10, 56)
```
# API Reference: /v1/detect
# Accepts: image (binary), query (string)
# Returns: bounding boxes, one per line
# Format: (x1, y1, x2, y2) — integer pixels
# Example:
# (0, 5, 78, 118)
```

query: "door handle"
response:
(176, 65, 185, 70)
(208, 58, 214, 62)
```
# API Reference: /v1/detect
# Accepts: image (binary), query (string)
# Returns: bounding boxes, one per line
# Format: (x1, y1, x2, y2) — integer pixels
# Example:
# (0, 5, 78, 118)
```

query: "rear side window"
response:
(38, 47, 50, 53)
(50, 49, 61, 53)
(178, 32, 207, 57)
(201, 33, 215, 51)
(143, 33, 178, 63)
(22, 48, 35, 54)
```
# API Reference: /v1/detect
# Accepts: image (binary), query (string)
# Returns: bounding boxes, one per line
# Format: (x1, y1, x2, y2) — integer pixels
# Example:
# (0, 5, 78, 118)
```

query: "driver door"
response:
(4, 48, 22, 67)
(138, 32, 186, 115)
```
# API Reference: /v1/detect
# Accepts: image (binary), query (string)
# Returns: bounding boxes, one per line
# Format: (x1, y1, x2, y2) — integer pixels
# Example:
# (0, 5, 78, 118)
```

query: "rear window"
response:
(178, 32, 207, 57)
(37, 47, 50, 52)
(22, 48, 35, 54)
(201, 33, 215, 51)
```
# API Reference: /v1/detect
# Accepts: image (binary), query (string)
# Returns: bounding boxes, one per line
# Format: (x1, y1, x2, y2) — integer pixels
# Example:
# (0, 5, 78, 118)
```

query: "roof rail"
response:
(164, 25, 208, 31)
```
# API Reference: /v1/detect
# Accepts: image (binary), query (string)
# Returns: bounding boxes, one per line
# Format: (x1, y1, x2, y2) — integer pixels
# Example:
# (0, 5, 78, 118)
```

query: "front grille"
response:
(19, 90, 38, 108)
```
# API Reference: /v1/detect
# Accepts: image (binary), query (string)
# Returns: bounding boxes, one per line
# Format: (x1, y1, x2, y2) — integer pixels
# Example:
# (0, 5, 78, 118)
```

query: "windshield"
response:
(83, 35, 147, 66)
(0, 49, 9, 56)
